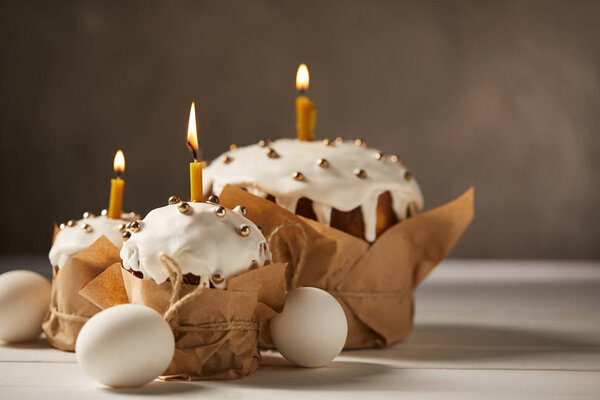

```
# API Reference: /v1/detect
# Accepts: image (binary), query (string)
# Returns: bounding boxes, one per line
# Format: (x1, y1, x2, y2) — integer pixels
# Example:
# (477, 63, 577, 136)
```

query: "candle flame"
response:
(296, 63, 309, 92)
(186, 102, 199, 161)
(113, 150, 125, 177)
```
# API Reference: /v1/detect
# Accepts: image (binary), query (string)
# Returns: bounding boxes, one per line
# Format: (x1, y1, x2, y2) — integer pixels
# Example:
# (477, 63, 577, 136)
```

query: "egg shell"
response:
(0, 270, 51, 343)
(76, 304, 174, 387)
(270, 287, 348, 367)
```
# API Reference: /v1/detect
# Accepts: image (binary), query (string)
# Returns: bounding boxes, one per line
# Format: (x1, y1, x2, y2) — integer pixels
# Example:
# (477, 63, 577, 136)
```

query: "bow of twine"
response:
(266, 221, 308, 290)
(158, 252, 206, 329)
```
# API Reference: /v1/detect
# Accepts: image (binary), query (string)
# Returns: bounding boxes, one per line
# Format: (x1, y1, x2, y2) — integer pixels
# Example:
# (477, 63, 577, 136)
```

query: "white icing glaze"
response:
(120, 202, 271, 286)
(49, 213, 134, 269)
(203, 138, 424, 242)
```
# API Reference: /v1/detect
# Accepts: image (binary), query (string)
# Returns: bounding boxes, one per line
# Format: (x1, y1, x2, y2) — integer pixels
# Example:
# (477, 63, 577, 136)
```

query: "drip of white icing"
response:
(312, 202, 332, 226)
(275, 195, 300, 214)
(361, 193, 381, 243)
(245, 186, 268, 198)
(203, 138, 424, 242)
(120, 202, 271, 285)
(49, 214, 133, 269)
(390, 192, 410, 220)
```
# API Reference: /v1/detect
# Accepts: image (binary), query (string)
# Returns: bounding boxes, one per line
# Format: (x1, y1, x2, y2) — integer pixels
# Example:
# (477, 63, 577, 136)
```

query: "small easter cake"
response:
(44, 209, 139, 351)
(117, 197, 282, 380)
(203, 138, 424, 242)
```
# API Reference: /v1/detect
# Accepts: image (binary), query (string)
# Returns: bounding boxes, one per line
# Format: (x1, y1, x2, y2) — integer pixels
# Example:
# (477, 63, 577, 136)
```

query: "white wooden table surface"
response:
(1, 259, 599, 400)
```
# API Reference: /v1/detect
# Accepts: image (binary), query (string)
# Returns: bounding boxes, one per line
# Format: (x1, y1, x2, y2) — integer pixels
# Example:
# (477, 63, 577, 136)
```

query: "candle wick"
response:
(187, 141, 199, 162)
(116, 170, 122, 179)
(298, 89, 306, 96)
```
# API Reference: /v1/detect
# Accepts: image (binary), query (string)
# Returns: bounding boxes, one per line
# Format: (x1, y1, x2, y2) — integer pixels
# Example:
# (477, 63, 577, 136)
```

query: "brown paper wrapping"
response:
(41, 235, 122, 351)
(219, 185, 474, 349)
(80, 260, 287, 380)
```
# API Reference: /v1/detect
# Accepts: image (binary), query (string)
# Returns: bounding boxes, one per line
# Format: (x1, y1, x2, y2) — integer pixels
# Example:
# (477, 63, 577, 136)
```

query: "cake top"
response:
(203, 138, 424, 242)
(120, 200, 271, 286)
(49, 211, 137, 268)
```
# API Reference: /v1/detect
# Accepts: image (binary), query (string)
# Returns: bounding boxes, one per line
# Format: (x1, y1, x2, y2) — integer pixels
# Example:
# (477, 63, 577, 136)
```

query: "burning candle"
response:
(107, 150, 125, 219)
(186, 102, 203, 202)
(296, 63, 316, 141)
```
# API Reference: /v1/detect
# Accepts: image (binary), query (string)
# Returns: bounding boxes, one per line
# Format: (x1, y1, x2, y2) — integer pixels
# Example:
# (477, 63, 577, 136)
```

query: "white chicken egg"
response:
(76, 304, 174, 387)
(0, 270, 51, 343)
(270, 287, 348, 367)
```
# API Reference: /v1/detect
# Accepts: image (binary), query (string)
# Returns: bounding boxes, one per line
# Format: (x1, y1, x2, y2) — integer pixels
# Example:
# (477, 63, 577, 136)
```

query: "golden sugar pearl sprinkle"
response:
(117, 223, 127, 233)
(354, 138, 367, 147)
(101, 209, 108, 216)
(323, 138, 335, 146)
(221, 155, 233, 164)
(122, 231, 132, 241)
(354, 168, 367, 179)
(258, 139, 272, 148)
(215, 206, 226, 218)
(208, 194, 220, 204)
(83, 211, 95, 219)
(390, 155, 402, 164)
(59, 223, 66, 230)
(178, 202, 191, 214)
(335, 137, 344, 144)
(317, 158, 329, 168)
(129, 221, 141, 233)
(81, 223, 93, 233)
(238, 224, 251, 237)
(375, 152, 386, 162)
(168, 195, 181, 205)
(67, 219, 77, 227)
(266, 147, 279, 159)
(211, 273, 225, 284)
(229, 144, 238, 151)
(404, 171, 413, 181)
(237, 205, 248, 216)
(293, 171, 305, 181)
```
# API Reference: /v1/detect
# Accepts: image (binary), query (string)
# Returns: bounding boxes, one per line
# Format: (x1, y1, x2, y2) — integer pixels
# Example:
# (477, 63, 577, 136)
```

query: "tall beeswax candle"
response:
(296, 64, 316, 141)
(108, 150, 125, 219)
(186, 102, 203, 202)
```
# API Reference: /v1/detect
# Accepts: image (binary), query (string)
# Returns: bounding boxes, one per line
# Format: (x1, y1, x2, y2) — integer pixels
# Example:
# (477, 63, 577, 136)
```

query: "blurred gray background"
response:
(0, 0, 598, 259)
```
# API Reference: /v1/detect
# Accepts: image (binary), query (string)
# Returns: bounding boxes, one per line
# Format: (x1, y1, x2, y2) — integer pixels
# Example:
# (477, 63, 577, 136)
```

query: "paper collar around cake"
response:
(203, 138, 424, 242)
(49, 211, 138, 269)
(120, 201, 271, 287)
